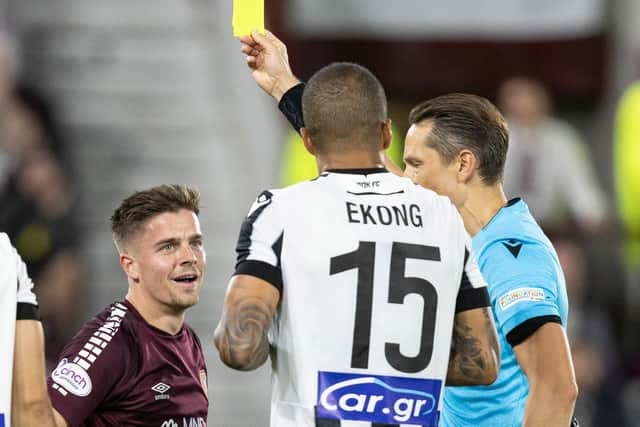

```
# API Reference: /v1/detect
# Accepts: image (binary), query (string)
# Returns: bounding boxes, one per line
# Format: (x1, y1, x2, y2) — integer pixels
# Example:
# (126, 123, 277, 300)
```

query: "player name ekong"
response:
(346, 202, 424, 228)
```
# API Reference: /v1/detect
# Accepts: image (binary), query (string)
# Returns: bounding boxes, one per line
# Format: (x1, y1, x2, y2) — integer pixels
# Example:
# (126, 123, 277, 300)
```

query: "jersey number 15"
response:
(330, 241, 440, 374)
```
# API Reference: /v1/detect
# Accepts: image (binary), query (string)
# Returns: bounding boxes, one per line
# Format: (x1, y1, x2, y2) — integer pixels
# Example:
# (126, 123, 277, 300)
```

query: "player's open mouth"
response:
(172, 274, 199, 285)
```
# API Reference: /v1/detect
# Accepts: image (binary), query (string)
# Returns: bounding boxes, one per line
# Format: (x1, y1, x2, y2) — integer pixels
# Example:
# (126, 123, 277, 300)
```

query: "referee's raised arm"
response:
(240, 30, 404, 176)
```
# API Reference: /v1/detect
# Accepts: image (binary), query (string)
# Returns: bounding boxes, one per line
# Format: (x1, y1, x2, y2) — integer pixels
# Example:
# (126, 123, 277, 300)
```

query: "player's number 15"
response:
(330, 241, 440, 374)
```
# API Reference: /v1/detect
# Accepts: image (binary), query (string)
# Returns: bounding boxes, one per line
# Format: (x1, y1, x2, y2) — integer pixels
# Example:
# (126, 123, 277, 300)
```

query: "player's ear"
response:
(382, 119, 392, 150)
(300, 127, 316, 155)
(457, 149, 476, 183)
(120, 253, 140, 283)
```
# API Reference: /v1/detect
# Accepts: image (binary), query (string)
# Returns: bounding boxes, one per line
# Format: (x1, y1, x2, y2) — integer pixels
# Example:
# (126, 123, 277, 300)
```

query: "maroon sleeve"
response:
(47, 305, 134, 426)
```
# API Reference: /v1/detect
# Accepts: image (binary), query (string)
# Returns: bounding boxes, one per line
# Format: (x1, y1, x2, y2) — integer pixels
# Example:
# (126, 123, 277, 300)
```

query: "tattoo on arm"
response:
(446, 308, 497, 386)
(216, 294, 275, 371)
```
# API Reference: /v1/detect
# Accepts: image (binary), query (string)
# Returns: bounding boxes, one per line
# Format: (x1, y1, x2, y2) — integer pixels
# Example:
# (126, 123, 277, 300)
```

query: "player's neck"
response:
(457, 183, 507, 236)
(316, 150, 385, 172)
(125, 292, 185, 335)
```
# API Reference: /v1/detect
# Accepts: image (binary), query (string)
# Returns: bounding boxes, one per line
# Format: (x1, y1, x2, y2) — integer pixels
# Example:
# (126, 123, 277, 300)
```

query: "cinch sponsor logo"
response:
(160, 418, 206, 427)
(317, 371, 441, 425)
(52, 358, 92, 397)
(499, 287, 545, 310)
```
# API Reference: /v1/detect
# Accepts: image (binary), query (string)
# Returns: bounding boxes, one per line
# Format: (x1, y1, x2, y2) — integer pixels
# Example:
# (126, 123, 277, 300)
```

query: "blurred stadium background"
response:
(0, 0, 638, 425)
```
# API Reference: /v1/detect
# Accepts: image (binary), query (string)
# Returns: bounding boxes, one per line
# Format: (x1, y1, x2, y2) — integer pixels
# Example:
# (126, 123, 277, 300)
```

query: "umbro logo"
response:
(152, 382, 171, 400)
(151, 382, 170, 393)
(502, 240, 523, 258)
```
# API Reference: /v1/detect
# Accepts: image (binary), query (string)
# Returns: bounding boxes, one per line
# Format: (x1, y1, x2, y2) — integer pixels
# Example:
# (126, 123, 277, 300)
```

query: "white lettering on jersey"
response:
(54, 303, 127, 396)
(498, 287, 545, 310)
(160, 418, 206, 427)
(317, 371, 440, 424)
(51, 359, 92, 397)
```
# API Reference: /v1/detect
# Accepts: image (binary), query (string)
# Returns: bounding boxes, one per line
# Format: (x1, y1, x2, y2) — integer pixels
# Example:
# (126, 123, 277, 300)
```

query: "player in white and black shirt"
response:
(1, 233, 56, 426)
(215, 61, 500, 427)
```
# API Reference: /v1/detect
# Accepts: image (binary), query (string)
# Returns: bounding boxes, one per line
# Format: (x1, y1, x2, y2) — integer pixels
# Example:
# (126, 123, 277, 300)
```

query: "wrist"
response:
(271, 74, 301, 102)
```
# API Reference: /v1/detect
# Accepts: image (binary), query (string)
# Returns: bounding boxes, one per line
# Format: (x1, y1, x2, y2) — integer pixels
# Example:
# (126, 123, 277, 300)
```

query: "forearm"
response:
(446, 333, 494, 386)
(12, 399, 56, 427)
(514, 322, 578, 427)
(271, 74, 301, 103)
(446, 308, 499, 386)
(12, 320, 56, 427)
(214, 286, 275, 371)
(523, 383, 577, 427)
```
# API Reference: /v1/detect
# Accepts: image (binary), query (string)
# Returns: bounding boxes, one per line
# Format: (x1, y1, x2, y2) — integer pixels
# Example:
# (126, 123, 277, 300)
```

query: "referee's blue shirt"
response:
(440, 198, 569, 427)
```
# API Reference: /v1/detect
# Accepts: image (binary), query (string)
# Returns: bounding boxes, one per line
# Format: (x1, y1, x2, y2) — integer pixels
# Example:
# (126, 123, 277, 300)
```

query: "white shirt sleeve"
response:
(1, 233, 38, 307)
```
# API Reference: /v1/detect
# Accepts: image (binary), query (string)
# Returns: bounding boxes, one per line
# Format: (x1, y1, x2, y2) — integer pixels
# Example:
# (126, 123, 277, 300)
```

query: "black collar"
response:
(325, 167, 388, 175)
(505, 197, 522, 207)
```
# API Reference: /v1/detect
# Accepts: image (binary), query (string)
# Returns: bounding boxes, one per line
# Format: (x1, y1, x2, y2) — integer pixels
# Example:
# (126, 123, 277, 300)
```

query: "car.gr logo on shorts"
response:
(317, 371, 441, 425)
(52, 358, 92, 397)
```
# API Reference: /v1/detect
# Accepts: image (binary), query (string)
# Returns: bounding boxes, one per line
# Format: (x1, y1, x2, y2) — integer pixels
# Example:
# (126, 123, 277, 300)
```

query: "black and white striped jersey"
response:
(234, 169, 489, 427)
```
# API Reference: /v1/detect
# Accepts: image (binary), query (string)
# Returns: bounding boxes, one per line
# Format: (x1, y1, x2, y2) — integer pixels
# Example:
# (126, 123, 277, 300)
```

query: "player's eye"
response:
(161, 243, 175, 251)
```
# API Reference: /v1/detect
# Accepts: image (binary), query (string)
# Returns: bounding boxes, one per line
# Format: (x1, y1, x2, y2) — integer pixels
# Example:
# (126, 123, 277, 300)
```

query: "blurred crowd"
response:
(0, 33, 85, 367)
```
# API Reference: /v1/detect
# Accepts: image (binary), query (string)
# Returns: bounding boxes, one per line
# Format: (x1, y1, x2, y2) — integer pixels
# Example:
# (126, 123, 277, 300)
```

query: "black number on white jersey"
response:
(330, 241, 440, 373)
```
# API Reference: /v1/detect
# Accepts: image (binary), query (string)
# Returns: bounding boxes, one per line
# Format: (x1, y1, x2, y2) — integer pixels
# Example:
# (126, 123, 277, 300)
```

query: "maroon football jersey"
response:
(47, 300, 208, 427)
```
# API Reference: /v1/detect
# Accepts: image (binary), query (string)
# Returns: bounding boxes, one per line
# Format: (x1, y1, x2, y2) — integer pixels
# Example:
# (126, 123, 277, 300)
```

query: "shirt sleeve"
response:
(278, 83, 305, 133)
(455, 246, 491, 313)
(234, 190, 285, 293)
(1, 232, 40, 319)
(484, 240, 562, 339)
(448, 208, 490, 313)
(14, 244, 38, 307)
(48, 312, 133, 426)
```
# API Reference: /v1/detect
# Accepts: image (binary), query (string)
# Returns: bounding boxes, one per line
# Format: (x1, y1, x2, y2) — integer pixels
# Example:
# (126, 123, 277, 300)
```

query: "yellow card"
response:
(233, 0, 264, 37)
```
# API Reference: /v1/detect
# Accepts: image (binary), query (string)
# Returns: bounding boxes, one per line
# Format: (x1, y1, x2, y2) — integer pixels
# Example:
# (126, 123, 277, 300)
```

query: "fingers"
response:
(241, 44, 260, 56)
(238, 35, 256, 47)
(264, 29, 286, 50)
(252, 29, 277, 51)
(246, 56, 258, 70)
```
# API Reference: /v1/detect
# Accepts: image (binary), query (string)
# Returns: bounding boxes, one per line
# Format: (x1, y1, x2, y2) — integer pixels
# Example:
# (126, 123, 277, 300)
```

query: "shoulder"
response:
(184, 323, 203, 346)
(50, 302, 140, 400)
(481, 238, 558, 287)
(0, 232, 13, 256)
(183, 324, 206, 356)
(62, 302, 140, 362)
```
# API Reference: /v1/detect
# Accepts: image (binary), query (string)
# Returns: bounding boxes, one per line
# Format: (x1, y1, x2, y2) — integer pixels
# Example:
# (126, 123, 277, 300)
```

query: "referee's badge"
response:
(498, 287, 545, 310)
